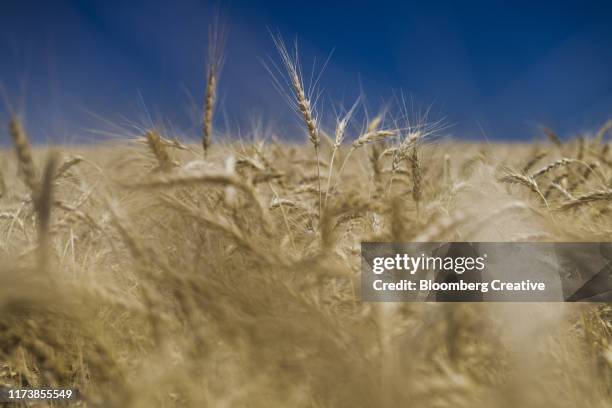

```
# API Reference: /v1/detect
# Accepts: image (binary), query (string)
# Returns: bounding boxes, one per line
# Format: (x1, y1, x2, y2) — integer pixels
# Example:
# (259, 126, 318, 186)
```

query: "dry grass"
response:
(0, 37, 611, 408)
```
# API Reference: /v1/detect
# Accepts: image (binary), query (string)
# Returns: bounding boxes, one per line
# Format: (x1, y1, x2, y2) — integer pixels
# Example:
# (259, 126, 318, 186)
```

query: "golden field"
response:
(0, 119, 611, 406)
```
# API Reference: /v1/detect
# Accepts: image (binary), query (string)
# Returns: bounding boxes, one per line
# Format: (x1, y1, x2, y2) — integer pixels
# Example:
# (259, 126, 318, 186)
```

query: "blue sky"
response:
(1, 0, 611, 142)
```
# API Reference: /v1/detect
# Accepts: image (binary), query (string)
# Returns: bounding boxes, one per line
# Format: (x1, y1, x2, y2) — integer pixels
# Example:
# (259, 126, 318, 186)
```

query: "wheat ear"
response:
(410, 142, 422, 217)
(324, 98, 360, 208)
(333, 119, 396, 195)
(543, 127, 562, 147)
(54, 155, 83, 180)
(530, 158, 575, 179)
(272, 35, 323, 218)
(499, 170, 549, 207)
(558, 190, 612, 211)
(522, 150, 547, 173)
(202, 20, 226, 157)
(145, 130, 173, 172)
(9, 117, 37, 192)
(371, 142, 385, 197)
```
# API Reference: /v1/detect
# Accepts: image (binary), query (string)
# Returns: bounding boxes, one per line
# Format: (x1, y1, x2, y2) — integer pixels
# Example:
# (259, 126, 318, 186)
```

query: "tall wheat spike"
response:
(271, 35, 323, 218)
(202, 19, 226, 157)
(8, 116, 38, 192)
(410, 142, 422, 217)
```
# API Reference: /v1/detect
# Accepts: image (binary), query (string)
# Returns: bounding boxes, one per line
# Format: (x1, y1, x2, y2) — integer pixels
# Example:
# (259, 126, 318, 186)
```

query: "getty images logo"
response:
(371, 253, 487, 275)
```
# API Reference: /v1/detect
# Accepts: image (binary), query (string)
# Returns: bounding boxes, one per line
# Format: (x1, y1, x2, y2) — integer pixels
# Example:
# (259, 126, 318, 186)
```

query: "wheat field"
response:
(0, 37, 611, 407)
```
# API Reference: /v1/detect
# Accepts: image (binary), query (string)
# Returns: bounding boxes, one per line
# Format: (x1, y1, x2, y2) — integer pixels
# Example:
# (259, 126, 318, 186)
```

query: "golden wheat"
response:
(0, 41, 610, 408)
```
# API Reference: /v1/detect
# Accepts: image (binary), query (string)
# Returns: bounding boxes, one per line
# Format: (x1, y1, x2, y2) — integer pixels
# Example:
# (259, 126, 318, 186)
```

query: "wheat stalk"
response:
(270, 35, 323, 218)
(558, 190, 612, 211)
(202, 19, 226, 157)
(387, 131, 422, 193)
(332, 122, 397, 197)
(370, 142, 385, 197)
(270, 37, 320, 148)
(128, 170, 273, 235)
(145, 130, 174, 172)
(499, 170, 549, 207)
(54, 155, 83, 180)
(409, 142, 422, 217)
(162, 196, 283, 267)
(577, 136, 585, 160)
(522, 150, 547, 173)
(543, 127, 562, 147)
(324, 98, 360, 208)
(443, 154, 452, 187)
(9, 117, 38, 192)
(544, 173, 568, 198)
(549, 182, 574, 200)
(352, 130, 396, 149)
(35, 153, 58, 272)
(530, 158, 575, 179)
(499, 172, 540, 194)
(54, 199, 101, 231)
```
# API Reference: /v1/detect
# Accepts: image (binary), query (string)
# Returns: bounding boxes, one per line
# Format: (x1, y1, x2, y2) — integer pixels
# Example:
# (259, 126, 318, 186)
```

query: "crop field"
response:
(0, 36, 611, 407)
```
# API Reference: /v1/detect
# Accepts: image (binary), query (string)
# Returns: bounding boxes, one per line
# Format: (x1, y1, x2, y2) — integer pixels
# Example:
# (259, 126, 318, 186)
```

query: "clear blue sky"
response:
(1, 0, 611, 142)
